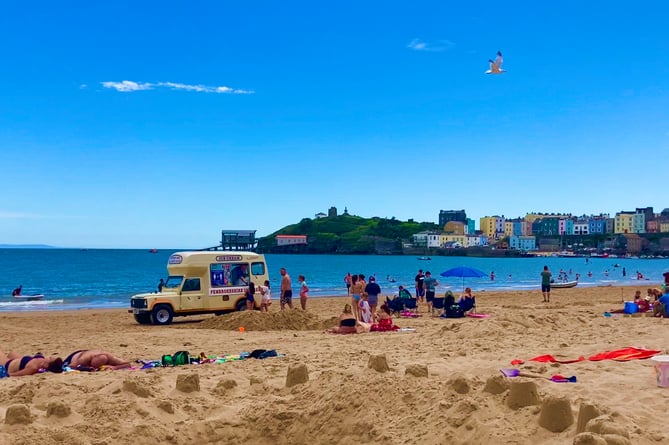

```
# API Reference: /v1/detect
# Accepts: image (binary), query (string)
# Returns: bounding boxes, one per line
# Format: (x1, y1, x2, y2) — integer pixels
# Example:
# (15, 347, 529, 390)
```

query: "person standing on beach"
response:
(280, 268, 293, 310)
(157, 278, 165, 293)
(364, 275, 381, 315)
(259, 280, 271, 312)
(423, 271, 439, 313)
(298, 275, 309, 310)
(344, 272, 352, 296)
(541, 265, 552, 303)
(414, 269, 425, 304)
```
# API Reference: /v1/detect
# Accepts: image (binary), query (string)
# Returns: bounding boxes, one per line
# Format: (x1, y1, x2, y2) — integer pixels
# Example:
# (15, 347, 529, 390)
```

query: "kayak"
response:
(12, 294, 45, 301)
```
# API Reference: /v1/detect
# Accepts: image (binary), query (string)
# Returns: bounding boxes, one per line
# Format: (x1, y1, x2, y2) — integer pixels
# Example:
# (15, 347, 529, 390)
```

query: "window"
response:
(251, 262, 265, 276)
(182, 278, 201, 292)
(210, 263, 249, 287)
(165, 275, 183, 289)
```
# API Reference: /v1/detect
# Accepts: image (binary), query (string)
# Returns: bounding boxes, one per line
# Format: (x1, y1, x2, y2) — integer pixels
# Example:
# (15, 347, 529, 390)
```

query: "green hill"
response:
(257, 215, 438, 254)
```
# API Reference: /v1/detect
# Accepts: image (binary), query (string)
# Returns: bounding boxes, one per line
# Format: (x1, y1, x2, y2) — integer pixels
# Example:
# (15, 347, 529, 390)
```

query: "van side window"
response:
(182, 278, 201, 292)
(210, 263, 250, 287)
(251, 262, 265, 276)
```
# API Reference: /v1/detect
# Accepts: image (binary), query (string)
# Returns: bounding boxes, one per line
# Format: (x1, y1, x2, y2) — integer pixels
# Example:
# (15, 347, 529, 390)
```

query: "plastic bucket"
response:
(650, 355, 669, 387)
(623, 301, 638, 314)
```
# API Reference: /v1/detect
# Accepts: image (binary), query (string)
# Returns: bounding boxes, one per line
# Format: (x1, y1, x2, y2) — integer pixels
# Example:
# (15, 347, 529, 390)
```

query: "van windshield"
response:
(164, 276, 183, 289)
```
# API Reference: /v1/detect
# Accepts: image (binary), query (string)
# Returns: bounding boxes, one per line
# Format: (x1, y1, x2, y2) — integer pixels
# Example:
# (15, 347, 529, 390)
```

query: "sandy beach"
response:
(0, 285, 668, 445)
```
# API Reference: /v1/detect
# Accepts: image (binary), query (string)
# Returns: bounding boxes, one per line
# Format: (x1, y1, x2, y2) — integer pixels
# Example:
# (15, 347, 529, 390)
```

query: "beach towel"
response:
(516, 347, 660, 365)
(587, 347, 660, 362)
(466, 313, 490, 318)
(400, 310, 422, 318)
(0, 364, 7, 379)
(529, 355, 586, 364)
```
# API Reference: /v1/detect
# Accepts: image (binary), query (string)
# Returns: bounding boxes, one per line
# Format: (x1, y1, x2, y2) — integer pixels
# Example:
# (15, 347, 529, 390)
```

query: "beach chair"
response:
(403, 297, 418, 313)
(386, 296, 405, 316)
(459, 297, 476, 314)
(431, 294, 446, 316)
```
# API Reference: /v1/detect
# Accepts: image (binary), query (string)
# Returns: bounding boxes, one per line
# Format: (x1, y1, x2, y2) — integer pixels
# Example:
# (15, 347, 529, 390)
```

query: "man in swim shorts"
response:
(280, 267, 293, 310)
(415, 269, 425, 304)
(422, 271, 439, 313)
(541, 265, 552, 303)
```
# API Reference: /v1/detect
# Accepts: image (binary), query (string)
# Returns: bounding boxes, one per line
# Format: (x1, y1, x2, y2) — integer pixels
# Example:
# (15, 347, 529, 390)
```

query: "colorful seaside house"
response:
(509, 235, 537, 251)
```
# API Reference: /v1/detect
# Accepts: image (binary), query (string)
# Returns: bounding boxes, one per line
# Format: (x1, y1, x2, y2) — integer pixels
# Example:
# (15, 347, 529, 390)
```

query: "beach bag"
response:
(162, 351, 192, 367)
(249, 349, 278, 359)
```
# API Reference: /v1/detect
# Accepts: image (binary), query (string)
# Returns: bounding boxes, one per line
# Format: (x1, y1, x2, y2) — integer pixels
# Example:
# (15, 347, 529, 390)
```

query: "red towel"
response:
(530, 355, 586, 364)
(588, 347, 661, 362)
(523, 348, 660, 364)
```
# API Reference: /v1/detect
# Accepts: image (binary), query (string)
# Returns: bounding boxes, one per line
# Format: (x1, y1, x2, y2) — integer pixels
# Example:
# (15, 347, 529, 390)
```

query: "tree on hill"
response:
(257, 214, 438, 254)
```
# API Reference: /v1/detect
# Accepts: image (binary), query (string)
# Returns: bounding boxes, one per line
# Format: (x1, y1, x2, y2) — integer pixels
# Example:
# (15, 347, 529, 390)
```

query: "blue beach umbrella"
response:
(440, 266, 487, 292)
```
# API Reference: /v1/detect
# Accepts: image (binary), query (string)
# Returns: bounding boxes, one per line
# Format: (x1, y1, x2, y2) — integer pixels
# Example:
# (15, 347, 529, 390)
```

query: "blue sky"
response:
(1, 1, 668, 248)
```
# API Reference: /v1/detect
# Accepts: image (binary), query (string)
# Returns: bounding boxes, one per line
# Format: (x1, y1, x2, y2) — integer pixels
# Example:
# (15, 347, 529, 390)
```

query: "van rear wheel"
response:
(235, 300, 247, 312)
(151, 304, 174, 325)
(134, 313, 151, 325)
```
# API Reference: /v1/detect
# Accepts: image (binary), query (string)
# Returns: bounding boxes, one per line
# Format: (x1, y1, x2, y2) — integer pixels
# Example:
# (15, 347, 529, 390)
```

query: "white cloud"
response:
(407, 38, 455, 52)
(101, 80, 253, 94)
(101, 80, 153, 92)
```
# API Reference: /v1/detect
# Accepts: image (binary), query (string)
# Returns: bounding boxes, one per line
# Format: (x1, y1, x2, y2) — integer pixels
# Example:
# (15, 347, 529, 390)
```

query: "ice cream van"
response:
(129, 251, 269, 325)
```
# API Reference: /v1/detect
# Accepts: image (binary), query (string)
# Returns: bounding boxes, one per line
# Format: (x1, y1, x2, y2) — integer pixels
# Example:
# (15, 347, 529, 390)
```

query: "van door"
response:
(179, 277, 203, 311)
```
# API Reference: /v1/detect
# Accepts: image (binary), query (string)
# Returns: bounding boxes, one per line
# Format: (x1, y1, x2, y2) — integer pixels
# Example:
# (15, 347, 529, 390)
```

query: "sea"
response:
(1, 248, 668, 312)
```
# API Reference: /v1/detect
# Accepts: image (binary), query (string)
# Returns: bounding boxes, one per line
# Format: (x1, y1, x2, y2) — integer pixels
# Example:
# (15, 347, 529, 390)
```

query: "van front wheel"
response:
(235, 300, 247, 312)
(151, 304, 174, 325)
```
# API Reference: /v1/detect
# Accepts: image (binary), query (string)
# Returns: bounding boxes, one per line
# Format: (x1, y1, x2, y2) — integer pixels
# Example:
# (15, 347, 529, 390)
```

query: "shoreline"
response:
(0, 282, 660, 314)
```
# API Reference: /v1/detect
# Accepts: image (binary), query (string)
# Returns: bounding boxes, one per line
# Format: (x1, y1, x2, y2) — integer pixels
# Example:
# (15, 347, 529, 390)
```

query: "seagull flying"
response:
(485, 51, 504, 74)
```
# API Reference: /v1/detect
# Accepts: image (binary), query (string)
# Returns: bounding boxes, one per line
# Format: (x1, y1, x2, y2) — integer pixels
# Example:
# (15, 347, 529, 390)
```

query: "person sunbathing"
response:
(63, 349, 131, 370)
(0, 350, 63, 376)
(326, 304, 359, 334)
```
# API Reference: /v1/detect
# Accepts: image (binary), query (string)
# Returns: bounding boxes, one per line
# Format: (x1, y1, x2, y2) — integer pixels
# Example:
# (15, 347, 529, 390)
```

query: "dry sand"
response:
(0, 285, 668, 445)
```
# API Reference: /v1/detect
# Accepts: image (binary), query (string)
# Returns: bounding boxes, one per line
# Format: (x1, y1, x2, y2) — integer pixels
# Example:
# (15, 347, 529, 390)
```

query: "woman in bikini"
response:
(350, 274, 366, 320)
(0, 350, 63, 376)
(63, 349, 131, 371)
(326, 304, 359, 334)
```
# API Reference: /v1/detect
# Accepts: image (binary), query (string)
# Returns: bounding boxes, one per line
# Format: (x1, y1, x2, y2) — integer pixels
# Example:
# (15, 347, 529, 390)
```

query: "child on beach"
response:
(298, 275, 309, 310)
(246, 282, 256, 311)
(259, 280, 271, 312)
(359, 293, 372, 323)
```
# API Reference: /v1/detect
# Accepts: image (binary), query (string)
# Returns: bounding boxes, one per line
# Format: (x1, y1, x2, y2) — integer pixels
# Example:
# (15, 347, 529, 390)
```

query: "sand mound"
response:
(539, 396, 574, 432)
(4, 404, 32, 425)
(197, 309, 329, 331)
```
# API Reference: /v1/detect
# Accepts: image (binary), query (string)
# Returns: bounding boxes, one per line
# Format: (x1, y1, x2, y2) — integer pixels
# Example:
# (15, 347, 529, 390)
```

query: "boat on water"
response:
(417, 256, 431, 260)
(551, 280, 578, 289)
(149, 249, 158, 253)
(12, 294, 45, 301)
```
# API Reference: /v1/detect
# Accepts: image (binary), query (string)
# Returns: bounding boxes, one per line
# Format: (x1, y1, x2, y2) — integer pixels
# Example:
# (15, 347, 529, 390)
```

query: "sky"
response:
(1, 1, 668, 248)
